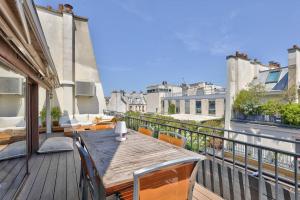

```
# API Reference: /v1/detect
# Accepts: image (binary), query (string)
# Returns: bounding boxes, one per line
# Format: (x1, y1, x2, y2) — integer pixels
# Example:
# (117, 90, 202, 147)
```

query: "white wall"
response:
(74, 19, 106, 114)
(145, 92, 163, 113)
(107, 92, 127, 113)
(37, 8, 106, 116)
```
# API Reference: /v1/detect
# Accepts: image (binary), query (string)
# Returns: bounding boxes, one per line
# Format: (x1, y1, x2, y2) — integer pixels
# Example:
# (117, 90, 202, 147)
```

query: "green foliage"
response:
(51, 107, 61, 121)
(126, 111, 141, 117)
(282, 85, 297, 103)
(168, 103, 176, 114)
(280, 103, 300, 126)
(261, 100, 282, 116)
(233, 83, 265, 115)
(125, 111, 224, 152)
(40, 107, 47, 127)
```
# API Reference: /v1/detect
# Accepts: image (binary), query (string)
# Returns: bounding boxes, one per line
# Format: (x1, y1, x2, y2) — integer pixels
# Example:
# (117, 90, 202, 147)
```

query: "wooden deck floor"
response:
(14, 141, 223, 200)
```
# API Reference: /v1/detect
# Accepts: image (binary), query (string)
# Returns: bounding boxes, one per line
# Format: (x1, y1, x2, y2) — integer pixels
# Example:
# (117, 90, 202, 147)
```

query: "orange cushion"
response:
(158, 133, 170, 143)
(170, 137, 184, 147)
(138, 127, 153, 136)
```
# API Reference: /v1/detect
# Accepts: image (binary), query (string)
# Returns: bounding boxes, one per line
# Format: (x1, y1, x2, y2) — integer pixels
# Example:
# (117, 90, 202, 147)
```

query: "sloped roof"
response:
(122, 93, 146, 105)
(252, 67, 288, 92)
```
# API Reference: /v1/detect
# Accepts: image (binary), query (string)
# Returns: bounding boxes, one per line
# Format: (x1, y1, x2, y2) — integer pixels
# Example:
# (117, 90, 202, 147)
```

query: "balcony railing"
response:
(104, 110, 300, 200)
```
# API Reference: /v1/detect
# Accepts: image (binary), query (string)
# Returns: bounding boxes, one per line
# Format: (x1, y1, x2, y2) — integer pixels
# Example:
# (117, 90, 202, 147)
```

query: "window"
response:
(196, 101, 201, 114)
(208, 100, 216, 115)
(176, 100, 180, 113)
(266, 71, 281, 83)
(185, 100, 190, 114)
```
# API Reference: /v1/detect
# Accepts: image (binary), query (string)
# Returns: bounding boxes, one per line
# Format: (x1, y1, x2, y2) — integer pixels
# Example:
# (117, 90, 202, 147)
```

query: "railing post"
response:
(295, 155, 298, 200)
(204, 135, 207, 155)
(275, 152, 278, 200)
(222, 138, 225, 198)
(212, 137, 215, 192)
(233, 141, 236, 185)
(190, 131, 193, 151)
(258, 148, 263, 200)
(245, 145, 248, 199)
(197, 133, 200, 152)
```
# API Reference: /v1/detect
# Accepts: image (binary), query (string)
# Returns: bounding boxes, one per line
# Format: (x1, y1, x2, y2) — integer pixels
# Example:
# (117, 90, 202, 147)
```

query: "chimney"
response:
(235, 51, 249, 60)
(64, 4, 73, 13)
(58, 4, 64, 12)
(288, 44, 300, 102)
(268, 61, 280, 69)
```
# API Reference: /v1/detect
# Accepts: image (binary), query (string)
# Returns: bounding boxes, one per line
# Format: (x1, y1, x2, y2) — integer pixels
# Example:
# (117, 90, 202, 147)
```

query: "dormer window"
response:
(266, 70, 281, 83)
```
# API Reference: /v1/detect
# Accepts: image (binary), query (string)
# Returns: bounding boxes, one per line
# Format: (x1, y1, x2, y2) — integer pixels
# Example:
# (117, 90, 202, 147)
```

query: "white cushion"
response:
(0, 117, 25, 128)
(0, 141, 26, 161)
(38, 137, 73, 153)
(74, 114, 89, 122)
(78, 121, 93, 126)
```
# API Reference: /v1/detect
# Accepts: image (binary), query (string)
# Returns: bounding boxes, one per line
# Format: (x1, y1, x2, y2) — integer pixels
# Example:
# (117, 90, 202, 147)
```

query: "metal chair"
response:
(133, 157, 201, 200)
(75, 141, 106, 200)
(158, 131, 187, 147)
(138, 125, 154, 137)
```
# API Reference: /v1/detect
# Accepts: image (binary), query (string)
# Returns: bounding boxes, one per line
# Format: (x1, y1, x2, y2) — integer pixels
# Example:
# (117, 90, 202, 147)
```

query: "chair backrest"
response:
(75, 141, 106, 199)
(133, 157, 200, 200)
(138, 126, 154, 137)
(158, 131, 186, 147)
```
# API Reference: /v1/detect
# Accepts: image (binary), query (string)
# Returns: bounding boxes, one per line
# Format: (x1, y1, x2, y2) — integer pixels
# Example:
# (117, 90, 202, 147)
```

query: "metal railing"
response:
(104, 110, 300, 200)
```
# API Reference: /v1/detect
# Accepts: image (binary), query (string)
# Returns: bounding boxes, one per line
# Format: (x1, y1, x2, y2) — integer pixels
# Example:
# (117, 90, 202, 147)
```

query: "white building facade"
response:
(36, 5, 106, 118)
(107, 91, 147, 113)
(162, 82, 226, 117)
(145, 81, 182, 113)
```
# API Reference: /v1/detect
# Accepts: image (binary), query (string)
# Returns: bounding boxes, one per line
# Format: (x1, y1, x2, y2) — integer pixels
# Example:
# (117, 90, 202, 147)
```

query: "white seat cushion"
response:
(38, 137, 73, 153)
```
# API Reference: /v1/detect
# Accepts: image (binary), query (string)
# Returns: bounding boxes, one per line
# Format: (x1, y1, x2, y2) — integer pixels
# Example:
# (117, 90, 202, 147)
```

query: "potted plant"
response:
(51, 107, 61, 126)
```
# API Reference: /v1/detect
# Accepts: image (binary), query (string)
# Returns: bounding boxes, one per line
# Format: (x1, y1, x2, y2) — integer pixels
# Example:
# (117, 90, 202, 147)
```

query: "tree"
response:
(168, 103, 176, 114)
(282, 85, 297, 103)
(233, 83, 265, 116)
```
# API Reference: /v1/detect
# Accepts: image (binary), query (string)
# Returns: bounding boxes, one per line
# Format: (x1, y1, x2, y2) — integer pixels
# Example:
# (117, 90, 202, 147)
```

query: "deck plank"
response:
(0, 159, 19, 183)
(193, 183, 224, 200)
(16, 155, 45, 200)
(66, 150, 79, 200)
(0, 158, 25, 199)
(2, 160, 27, 200)
(27, 153, 52, 200)
(53, 152, 67, 200)
(40, 153, 60, 200)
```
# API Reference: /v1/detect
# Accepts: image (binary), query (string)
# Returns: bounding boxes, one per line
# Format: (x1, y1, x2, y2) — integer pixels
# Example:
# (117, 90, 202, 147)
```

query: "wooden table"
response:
(79, 129, 206, 196)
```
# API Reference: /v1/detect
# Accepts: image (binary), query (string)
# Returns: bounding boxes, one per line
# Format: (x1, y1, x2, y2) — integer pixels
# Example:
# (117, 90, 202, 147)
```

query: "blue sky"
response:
(35, 0, 300, 96)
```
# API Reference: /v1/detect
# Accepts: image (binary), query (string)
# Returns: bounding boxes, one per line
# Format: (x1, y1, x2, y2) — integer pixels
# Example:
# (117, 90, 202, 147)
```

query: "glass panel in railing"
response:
(0, 62, 27, 198)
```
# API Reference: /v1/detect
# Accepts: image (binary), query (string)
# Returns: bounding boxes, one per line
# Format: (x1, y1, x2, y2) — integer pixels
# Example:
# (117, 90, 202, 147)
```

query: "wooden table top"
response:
(79, 129, 206, 195)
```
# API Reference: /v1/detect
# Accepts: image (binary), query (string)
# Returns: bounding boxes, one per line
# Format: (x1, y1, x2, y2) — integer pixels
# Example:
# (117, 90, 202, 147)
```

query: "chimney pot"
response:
(268, 61, 280, 69)
(235, 51, 248, 60)
(58, 4, 64, 12)
(64, 4, 73, 13)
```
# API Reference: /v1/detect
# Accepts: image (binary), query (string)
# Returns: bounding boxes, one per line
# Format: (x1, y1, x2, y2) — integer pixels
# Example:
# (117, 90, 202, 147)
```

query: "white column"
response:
(46, 90, 52, 136)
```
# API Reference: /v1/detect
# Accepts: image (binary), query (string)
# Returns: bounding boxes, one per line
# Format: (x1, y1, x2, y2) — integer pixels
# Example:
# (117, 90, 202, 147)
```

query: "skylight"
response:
(266, 71, 281, 83)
